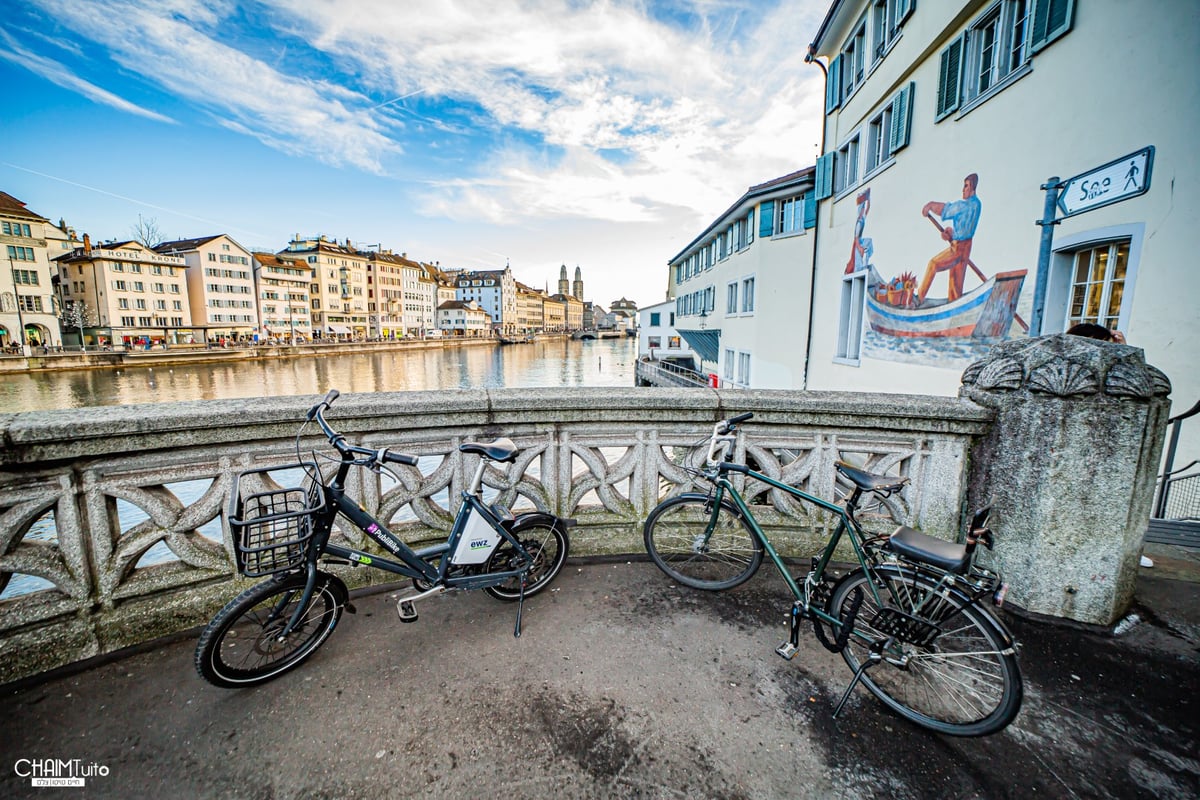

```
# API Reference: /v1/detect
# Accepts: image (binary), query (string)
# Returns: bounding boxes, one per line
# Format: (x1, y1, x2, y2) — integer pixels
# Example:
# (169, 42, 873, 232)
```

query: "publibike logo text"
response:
(14, 758, 109, 788)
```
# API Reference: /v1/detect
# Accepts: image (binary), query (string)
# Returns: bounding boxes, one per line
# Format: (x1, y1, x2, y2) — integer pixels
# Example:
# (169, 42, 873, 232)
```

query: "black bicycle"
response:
(196, 389, 572, 688)
(643, 413, 1022, 736)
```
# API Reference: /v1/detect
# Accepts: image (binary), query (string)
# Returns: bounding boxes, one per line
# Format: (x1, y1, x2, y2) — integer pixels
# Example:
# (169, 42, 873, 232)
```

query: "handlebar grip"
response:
(729, 412, 754, 425)
(381, 450, 419, 467)
(324, 388, 340, 405)
(307, 388, 341, 421)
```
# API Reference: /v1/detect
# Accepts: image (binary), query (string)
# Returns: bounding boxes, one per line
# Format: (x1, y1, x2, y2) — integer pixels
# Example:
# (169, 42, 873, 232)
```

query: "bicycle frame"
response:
(700, 462, 894, 634)
(278, 448, 538, 636)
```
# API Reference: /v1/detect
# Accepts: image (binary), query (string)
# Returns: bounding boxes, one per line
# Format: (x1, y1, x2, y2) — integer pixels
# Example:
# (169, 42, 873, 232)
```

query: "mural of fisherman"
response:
(846, 188, 874, 274)
(916, 173, 981, 306)
(862, 172, 1028, 347)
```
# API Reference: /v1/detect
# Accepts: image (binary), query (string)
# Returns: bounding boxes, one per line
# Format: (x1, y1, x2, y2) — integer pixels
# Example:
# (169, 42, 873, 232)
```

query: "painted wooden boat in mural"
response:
(867, 269, 1027, 339)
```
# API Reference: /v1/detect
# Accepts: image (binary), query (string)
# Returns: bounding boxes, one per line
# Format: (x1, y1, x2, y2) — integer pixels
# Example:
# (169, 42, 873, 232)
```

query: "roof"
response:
(0, 191, 49, 223)
(155, 235, 222, 252)
(809, 0, 848, 53)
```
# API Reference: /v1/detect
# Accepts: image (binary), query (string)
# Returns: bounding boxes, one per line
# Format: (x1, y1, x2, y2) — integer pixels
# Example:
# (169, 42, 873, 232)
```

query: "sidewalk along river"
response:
(1, 337, 638, 600)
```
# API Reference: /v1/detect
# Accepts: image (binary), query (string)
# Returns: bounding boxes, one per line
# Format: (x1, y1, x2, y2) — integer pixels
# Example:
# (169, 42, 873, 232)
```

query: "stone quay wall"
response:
(0, 337, 1171, 683)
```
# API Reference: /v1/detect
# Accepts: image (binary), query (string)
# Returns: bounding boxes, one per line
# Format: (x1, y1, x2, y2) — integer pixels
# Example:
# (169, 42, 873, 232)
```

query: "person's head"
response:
(963, 173, 979, 199)
(1066, 322, 1113, 341)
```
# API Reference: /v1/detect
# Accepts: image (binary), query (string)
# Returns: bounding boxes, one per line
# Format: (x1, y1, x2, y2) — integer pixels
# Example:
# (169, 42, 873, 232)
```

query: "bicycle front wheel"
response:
(828, 565, 1022, 736)
(643, 494, 763, 590)
(195, 572, 342, 688)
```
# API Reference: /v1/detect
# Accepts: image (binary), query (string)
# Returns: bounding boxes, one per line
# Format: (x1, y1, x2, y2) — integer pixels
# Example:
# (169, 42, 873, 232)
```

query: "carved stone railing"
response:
(0, 388, 990, 683)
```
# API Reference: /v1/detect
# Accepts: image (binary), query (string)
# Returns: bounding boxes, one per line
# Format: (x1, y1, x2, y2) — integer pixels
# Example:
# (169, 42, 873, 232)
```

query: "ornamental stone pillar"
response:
(960, 334, 1171, 626)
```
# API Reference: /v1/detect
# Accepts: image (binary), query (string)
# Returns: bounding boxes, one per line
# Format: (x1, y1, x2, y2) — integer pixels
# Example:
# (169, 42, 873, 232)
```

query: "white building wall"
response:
(807, 0, 1199, 444)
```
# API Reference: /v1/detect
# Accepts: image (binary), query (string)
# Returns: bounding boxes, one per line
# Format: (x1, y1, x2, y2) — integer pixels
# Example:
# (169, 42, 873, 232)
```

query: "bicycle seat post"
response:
(468, 457, 488, 497)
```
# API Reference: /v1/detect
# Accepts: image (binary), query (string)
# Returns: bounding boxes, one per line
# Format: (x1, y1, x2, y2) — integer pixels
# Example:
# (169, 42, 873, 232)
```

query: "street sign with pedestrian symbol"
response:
(1057, 146, 1154, 219)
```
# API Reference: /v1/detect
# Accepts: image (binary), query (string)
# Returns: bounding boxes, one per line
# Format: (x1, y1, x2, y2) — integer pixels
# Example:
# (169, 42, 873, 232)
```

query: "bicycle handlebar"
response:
(305, 389, 419, 467)
(706, 412, 754, 466)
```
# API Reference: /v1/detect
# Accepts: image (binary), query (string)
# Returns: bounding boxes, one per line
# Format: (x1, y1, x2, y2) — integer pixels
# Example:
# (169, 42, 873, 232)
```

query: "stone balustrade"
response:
(0, 387, 988, 683)
(0, 338, 1173, 684)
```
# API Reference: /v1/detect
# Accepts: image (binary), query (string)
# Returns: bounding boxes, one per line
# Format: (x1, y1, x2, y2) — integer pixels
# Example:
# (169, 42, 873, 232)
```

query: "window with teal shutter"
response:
(826, 55, 842, 112)
(759, 200, 775, 237)
(935, 34, 964, 120)
(896, 0, 915, 26)
(889, 81, 914, 151)
(815, 152, 835, 199)
(803, 193, 816, 229)
(1031, 0, 1074, 53)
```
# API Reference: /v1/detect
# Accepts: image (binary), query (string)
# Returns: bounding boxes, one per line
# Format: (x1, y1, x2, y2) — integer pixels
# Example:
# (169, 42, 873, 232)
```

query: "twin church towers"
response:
(558, 264, 584, 301)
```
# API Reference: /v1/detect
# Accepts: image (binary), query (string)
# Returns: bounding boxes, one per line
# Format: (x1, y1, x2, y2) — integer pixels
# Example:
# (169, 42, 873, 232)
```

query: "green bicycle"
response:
(643, 413, 1022, 737)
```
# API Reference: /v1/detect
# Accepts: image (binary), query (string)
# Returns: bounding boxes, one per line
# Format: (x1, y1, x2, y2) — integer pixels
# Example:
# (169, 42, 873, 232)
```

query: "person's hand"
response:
(941, 227, 952, 241)
(1111, 330, 1126, 344)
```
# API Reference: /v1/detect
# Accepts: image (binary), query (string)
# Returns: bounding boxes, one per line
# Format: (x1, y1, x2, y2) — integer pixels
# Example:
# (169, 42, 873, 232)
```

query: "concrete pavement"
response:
(1, 557, 1197, 799)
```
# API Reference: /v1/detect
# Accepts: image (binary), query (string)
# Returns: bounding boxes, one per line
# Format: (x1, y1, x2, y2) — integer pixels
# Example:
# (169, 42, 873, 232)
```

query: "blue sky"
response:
(1, 0, 827, 307)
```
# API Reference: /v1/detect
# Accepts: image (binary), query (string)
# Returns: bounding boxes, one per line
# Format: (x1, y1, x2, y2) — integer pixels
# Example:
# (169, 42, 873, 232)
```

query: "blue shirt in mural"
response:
(941, 195, 982, 240)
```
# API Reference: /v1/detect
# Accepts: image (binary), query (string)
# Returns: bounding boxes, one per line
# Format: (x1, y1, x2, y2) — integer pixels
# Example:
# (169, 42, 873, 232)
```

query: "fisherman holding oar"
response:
(916, 173, 981, 307)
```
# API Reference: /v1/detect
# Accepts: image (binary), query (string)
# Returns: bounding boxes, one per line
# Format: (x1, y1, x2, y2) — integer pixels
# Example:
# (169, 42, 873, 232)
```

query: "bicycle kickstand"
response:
(775, 601, 803, 660)
(832, 639, 886, 719)
(513, 573, 528, 638)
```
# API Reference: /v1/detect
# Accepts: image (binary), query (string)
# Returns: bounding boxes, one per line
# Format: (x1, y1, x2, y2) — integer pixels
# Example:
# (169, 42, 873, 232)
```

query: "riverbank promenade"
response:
(2, 547, 1197, 799)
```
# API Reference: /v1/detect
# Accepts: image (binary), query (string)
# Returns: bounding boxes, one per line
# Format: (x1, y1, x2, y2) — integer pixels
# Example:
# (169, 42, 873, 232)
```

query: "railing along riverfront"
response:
(0, 387, 989, 683)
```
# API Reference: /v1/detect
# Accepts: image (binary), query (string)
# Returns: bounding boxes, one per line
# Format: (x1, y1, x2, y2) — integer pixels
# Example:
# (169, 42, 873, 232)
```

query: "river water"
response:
(1, 336, 640, 599)
(2, 336, 639, 412)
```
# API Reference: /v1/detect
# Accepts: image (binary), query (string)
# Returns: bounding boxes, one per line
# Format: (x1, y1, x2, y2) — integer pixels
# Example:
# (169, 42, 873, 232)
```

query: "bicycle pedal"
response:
(397, 599, 418, 623)
(775, 642, 799, 661)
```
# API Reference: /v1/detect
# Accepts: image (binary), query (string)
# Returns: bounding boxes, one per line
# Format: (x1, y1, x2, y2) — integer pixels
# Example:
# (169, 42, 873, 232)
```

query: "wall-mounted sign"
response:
(1057, 146, 1154, 219)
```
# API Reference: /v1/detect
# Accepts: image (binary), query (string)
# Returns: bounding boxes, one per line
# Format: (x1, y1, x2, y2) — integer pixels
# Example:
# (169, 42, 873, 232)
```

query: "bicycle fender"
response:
(830, 565, 1018, 650)
(508, 512, 574, 532)
(316, 570, 355, 614)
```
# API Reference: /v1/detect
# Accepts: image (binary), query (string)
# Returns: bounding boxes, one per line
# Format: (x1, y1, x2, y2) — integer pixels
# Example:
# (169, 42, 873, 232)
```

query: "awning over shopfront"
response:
(327, 325, 351, 335)
(676, 329, 721, 364)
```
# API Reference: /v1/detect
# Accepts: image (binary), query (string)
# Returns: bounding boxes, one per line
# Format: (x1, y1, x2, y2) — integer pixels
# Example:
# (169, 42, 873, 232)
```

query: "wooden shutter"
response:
(889, 82, 914, 152)
(935, 34, 964, 120)
(1031, 0, 1075, 53)
(815, 152, 835, 200)
(803, 193, 817, 229)
(826, 55, 842, 112)
(759, 201, 775, 238)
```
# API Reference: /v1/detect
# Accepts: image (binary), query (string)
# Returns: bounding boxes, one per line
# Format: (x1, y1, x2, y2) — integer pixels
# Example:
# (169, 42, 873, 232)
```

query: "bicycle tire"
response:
(827, 565, 1022, 736)
(483, 517, 570, 601)
(195, 572, 342, 688)
(643, 494, 764, 590)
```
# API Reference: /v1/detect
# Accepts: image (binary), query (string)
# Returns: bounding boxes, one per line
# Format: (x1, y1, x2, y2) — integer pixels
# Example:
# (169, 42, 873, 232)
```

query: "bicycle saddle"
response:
(459, 438, 519, 463)
(886, 525, 970, 574)
(835, 461, 909, 493)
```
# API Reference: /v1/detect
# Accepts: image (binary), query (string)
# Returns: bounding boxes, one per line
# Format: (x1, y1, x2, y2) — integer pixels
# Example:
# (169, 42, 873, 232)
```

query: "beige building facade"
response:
(284, 236, 369, 339)
(1, 192, 67, 350)
(252, 251, 312, 343)
(156, 235, 258, 342)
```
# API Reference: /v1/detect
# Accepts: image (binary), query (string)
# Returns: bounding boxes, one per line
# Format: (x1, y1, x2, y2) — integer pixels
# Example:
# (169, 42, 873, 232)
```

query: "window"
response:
(121, 316, 135, 326)
(841, 16, 868, 99)
(12, 269, 38, 285)
(648, 336, 662, 348)
(866, 106, 893, 172)
(777, 195, 806, 235)
(113, 280, 127, 291)
(837, 271, 867, 363)
(737, 352, 751, 386)
(6, 245, 34, 261)
(2, 222, 32, 237)
(118, 298, 129, 309)
(723, 349, 735, 381)
(18, 295, 42, 312)
(135, 299, 147, 310)
(835, 136, 860, 194)
(1066, 240, 1129, 330)
(650, 312, 661, 326)
(937, 0, 1066, 121)
(726, 282, 738, 314)
(668, 336, 680, 349)
(741, 277, 755, 313)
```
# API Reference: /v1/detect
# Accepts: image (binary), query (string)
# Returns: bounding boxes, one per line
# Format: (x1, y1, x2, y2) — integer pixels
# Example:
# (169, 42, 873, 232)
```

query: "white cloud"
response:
(0, 25, 175, 123)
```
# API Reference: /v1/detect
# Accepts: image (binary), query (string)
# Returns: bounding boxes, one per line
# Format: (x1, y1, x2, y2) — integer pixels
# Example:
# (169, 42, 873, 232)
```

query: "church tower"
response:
(572, 266, 583, 300)
(558, 264, 569, 296)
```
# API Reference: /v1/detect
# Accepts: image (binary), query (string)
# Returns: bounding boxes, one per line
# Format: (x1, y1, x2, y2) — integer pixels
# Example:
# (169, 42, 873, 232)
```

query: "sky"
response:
(1, 0, 828, 308)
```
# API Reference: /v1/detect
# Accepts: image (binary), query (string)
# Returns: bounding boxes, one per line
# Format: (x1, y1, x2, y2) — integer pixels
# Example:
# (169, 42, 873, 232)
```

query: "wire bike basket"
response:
(229, 463, 326, 577)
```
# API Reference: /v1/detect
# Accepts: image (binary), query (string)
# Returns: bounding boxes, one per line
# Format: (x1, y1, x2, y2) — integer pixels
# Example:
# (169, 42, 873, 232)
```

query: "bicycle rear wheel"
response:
(827, 565, 1022, 736)
(195, 572, 342, 688)
(643, 494, 763, 590)
(484, 517, 569, 601)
